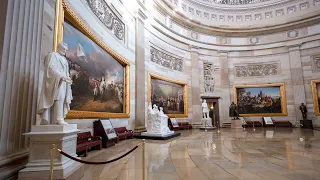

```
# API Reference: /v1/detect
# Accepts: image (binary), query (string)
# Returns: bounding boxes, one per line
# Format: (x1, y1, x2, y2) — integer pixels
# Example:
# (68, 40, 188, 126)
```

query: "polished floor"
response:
(80, 128, 320, 180)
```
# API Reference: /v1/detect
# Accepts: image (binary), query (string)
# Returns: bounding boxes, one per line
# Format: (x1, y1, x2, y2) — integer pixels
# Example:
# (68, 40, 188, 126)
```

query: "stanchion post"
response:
(217, 121, 220, 133)
(49, 144, 56, 180)
(142, 139, 145, 180)
(253, 121, 256, 132)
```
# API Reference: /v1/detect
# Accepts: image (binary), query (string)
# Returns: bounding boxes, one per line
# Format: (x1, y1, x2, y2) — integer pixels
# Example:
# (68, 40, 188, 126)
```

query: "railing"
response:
(49, 140, 144, 180)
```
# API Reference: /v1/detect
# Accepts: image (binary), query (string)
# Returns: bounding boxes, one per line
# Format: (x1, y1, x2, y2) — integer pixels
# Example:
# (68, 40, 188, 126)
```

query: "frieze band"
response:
(234, 63, 279, 77)
(85, 0, 125, 43)
(150, 46, 183, 71)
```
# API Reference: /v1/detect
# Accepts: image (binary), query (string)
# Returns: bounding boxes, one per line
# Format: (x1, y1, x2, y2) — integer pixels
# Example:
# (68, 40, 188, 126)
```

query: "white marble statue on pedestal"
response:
(143, 103, 174, 136)
(202, 100, 209, 119)
(37, 42, 73, 125)
(201, 100, 212, 127)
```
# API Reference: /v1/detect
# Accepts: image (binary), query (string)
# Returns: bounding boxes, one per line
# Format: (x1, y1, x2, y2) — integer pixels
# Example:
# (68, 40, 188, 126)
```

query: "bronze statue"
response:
(229, 102, 239, 120)
(299, 103, 307, 120)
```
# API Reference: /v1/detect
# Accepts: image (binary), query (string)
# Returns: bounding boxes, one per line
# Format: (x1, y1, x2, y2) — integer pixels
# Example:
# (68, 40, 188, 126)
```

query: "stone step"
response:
(221, 122, 231, 128)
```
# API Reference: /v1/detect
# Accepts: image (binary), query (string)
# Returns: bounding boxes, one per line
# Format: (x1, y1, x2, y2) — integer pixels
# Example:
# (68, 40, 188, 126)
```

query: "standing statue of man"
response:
(299, 103, 308, 120)
(202, 100, 210, 119)
(37, 42, 73, 125)
(229, 102, 239, 120)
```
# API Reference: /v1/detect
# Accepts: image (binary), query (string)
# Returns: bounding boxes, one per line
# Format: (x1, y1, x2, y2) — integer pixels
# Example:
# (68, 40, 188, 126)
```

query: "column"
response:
(287, 44, 306, 125)
(190, 46, 202, 124)
(0, 0, 44, 179)
(219, 51, 231, 125)
(134, 8, 147, 131)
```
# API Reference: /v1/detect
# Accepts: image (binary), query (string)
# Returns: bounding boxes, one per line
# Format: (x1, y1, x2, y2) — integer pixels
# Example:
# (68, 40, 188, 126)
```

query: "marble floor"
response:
(79, 128, 320, 180)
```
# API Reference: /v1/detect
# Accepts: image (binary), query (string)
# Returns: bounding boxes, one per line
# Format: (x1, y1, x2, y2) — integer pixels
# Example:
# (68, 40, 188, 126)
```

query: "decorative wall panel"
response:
(203, 62, 215, 93)
(150, 46, 183, 71)
(312, 55, 320, 72)
(234, 62, 279, 77)
(85, 0, 125, 43)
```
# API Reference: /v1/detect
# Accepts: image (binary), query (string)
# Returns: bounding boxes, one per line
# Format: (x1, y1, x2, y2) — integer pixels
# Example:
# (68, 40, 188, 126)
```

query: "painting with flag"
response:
(148, 73, 188, 117)
(62, 20, 129, 118)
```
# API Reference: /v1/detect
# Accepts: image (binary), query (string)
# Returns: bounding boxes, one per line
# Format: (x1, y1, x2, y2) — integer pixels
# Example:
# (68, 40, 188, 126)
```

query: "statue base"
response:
(300, 120, 313, 129)
(231, 119, 242, 129)
(18, 124, 83, 180)
(199, 118, 215, 130)
(134, 131, 180, 140)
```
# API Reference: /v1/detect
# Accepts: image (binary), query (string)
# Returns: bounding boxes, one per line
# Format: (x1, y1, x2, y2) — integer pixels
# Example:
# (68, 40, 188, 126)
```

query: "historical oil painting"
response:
(311, 80, 320, 116)
(233, 83, 287, 116)
(63, 21, 125, 115)
(148, 73, 187, 117)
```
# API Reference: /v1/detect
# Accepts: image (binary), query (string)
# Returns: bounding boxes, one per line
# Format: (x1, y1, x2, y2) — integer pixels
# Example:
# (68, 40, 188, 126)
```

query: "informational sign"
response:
(101, 120, 117, 139)
(170, 118, 179, 128)
(263, 117, 274, 125)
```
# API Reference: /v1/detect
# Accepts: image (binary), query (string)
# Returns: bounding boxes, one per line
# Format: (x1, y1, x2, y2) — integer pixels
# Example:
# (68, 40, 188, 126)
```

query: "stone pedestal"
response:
(18, 125, 83, 180)
(199, 118, 216, 130)
(231, 119, 242, 129)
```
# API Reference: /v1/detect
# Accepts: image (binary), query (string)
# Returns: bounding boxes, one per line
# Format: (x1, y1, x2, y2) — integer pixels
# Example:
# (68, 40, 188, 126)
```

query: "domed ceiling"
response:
(154, 0, 320, 36)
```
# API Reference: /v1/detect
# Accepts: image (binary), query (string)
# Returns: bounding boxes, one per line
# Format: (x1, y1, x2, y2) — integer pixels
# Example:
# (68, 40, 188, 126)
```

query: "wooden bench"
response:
(114, 127, 133, 141)
(76, 132, 102, 157)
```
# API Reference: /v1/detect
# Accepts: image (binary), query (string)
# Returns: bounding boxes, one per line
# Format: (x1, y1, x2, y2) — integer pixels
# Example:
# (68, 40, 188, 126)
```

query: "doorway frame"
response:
(201, 96, 220, 128)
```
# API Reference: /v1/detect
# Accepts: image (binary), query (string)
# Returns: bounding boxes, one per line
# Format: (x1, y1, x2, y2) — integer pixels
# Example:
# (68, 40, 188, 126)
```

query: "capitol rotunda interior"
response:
(1, 0, 320, 179)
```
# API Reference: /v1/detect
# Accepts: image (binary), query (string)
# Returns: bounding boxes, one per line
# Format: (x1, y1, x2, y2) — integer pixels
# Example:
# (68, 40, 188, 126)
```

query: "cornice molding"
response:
(153, 0, 320, 37)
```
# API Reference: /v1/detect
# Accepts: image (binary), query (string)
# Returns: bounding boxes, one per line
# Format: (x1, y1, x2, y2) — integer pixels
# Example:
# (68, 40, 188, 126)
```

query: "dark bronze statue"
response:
(299, 103, 307, 120)
(229, 102, 239, 120)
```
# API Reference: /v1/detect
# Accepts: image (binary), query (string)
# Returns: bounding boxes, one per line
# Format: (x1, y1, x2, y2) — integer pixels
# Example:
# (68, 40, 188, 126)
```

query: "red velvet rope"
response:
(58, 145, 139, 165)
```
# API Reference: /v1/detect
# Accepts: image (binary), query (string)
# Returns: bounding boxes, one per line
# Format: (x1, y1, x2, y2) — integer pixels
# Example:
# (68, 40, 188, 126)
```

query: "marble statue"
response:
(202, 100, 210, 119)
(229, 102, 239, 120)
(143, 103, 173, 136)
(37, 42, 73, 125)
(299, 103, 308, 120)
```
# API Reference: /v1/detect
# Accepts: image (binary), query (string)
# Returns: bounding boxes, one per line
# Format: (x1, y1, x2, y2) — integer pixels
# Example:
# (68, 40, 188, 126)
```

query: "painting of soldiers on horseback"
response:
(63, 21, 124, 113)
(233, 83, 287, 116)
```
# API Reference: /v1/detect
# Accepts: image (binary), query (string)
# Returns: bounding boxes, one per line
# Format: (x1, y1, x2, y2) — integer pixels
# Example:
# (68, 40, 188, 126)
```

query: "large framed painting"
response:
(148, 73, 188, 118)
(311, 80, 320, 116)
(53, 1, 130, 118)
(233, 83, 287, 116)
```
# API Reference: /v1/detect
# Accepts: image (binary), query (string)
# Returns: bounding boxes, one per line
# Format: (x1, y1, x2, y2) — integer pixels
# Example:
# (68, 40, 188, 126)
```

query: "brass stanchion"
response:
(253, 121, 256, 132)
(142, 139, 145, 180)
(217, 121, 220, 133)
(49, 144, 56, 180)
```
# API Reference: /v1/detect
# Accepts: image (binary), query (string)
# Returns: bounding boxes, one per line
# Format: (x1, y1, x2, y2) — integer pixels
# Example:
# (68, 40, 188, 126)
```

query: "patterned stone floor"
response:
(79, 128, 320, 180)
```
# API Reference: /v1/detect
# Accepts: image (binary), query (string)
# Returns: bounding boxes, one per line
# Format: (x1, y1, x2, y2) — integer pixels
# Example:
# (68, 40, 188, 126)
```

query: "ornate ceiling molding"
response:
(153, 0, 320, 36)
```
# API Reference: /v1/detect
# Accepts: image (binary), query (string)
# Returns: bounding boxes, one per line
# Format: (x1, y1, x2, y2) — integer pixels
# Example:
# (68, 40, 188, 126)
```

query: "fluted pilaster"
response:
(0, 0, 44, 179)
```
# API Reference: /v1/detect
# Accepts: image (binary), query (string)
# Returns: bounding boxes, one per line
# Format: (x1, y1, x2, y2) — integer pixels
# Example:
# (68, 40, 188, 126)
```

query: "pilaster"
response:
(287, 44, 306, 124)
(0, 0, 44, 179)
(190, 45, 202, 124)
(219, 51, 231, 124)
(134, 5, 147, 131)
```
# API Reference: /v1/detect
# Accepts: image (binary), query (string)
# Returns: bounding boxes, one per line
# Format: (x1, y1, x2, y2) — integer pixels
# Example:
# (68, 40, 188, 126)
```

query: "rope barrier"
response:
(57, 145, 139, 165)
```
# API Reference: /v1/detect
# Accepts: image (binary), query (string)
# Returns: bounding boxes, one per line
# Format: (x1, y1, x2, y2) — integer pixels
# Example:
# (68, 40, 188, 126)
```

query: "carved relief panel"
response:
(234, 62, 280, 77)
(150, 46, 183, 71)
(312, 55, 320, 72)
(85, 0, 125, 44)
(203, 62, 215, 93)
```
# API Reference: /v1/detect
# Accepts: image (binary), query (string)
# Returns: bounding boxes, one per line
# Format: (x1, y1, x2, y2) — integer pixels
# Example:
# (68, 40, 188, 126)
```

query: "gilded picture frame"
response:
(148, 73, 188, 118)
(311, 80, 320, 116)
(53, 0, 130, 119)
(233, 83, 287, 116)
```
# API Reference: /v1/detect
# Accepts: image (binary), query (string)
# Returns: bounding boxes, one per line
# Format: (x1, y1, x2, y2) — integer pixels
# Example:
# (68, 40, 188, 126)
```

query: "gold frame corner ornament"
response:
(233, 83, 287, 116)
(311, 80, 320, 116)
(147, 72, 188, 118)
(54, 0, 130, 119)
